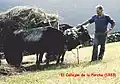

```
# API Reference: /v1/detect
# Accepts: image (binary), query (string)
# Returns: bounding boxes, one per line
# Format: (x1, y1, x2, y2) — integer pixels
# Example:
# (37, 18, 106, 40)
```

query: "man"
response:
(77, 5, 115, 61)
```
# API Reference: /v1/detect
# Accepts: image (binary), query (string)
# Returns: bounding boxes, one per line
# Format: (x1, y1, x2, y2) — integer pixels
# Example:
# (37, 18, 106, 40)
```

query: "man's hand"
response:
(105, 28, 113, 34)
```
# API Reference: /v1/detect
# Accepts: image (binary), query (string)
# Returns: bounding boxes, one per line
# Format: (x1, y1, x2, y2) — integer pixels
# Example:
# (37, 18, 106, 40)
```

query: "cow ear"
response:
(81, 25, 84, 30)
(80, 25, 83, 28)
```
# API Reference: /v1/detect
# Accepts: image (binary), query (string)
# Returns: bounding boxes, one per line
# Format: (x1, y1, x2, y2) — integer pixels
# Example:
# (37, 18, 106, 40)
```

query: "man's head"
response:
(96, 5, 104, 16)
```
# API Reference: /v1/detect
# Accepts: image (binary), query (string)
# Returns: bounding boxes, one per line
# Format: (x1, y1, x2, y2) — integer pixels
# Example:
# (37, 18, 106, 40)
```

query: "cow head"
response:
(64, 25, 91, 51)
(77, 25, 91, 43)
(59, 24, 73, 32)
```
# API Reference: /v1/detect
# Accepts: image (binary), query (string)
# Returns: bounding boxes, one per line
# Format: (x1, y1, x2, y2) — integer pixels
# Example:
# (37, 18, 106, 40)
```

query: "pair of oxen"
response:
(0, 19, 91, 68)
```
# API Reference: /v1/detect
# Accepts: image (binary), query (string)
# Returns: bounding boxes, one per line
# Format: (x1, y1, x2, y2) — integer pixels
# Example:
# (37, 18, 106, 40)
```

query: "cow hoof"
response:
(45, 59, 50, 66)
(15, 64, 21, 68)
(46, 62, 49, 66)
(36, 61, 40, 65)
(56, 61, 59, 65)
(36, 62, 40, 69)
(36, 65, 40, 69)
(60, 62, 64, 65)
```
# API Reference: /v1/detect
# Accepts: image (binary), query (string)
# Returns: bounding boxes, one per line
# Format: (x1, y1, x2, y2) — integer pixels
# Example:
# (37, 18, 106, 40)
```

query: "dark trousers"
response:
(92, 33, 107, 61)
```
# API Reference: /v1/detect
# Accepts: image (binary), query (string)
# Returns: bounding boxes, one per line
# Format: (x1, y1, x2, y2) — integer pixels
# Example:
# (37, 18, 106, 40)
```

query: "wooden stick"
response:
(77, 48, 79, 64)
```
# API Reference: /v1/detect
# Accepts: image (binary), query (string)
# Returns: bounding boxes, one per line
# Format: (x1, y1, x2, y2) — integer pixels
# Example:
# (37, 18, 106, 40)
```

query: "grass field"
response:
(0, 42, 120, 84)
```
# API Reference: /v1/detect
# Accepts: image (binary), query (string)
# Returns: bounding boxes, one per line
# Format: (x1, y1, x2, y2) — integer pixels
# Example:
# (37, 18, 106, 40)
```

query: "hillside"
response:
(0, 0, 120, 33)
(0, 42, 120, 84)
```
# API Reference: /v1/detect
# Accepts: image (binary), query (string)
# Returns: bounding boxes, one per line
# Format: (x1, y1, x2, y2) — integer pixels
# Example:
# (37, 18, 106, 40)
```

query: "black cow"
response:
(3, 30, 65, 67)
(1, 20, 91, 67)
(37, 24, 91, 65)
(36, 24, 74, 63)
(54, 25, 91, 63)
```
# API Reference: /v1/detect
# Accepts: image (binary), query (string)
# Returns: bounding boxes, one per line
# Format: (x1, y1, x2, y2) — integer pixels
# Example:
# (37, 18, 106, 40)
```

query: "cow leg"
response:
(36, 53, 42, 65)
(38, 53, 43, 63)
(45, 53, 50, 66)
(56, 55, 60, 65)
(4, 50, 23, 67)
(36, 52, 44, 68)
(61, 51, 66, 63)
(36, 53, 39, 65)
(56, 52, 63, 65)
(0, 59, 1, 65)
(14, 52, 23, 67)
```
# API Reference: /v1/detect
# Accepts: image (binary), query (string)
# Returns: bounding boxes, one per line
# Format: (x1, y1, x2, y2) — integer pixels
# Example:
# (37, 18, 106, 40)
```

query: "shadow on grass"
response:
(79, 60, 105, 68)
(0, 60, 103, 76)
(24, 63, 75, 72)
(0, 62, 78, 76)
(24, 60, 102, 72)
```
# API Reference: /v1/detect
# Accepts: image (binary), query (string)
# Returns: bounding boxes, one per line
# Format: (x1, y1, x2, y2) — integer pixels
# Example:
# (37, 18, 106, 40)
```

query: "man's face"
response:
(96, 8, 103, 15)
